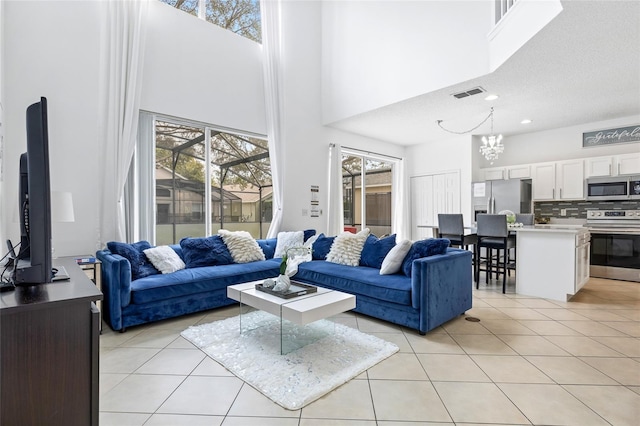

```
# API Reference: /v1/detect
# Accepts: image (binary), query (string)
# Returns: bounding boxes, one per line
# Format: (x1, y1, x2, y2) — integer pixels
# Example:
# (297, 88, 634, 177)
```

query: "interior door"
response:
(411, 175, 433, 240)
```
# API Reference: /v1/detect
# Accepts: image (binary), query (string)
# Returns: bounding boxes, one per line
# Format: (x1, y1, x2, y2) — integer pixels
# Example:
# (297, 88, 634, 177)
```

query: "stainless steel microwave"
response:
(586, 175, 640, 201)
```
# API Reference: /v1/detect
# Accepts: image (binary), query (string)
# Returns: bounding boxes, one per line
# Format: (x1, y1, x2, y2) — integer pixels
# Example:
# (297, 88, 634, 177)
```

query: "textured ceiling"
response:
(326, 1, 640, 146)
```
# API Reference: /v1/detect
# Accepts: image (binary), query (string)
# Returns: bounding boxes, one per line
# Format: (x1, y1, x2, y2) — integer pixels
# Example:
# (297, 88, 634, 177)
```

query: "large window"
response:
(154, 117, 271, 244)
(159, 0, 261, 43)
(341, 152, 394, 237)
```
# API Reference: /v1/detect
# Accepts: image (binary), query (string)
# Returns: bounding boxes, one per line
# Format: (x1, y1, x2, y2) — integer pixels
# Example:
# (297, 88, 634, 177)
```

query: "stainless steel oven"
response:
(587, 209, 640, 282)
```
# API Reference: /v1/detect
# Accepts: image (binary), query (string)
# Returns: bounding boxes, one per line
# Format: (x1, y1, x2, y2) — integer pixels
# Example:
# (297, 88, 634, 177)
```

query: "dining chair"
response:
(437, 214, 477, 252)
(475, 214, 516, 293)
(515, 213, 535, 225)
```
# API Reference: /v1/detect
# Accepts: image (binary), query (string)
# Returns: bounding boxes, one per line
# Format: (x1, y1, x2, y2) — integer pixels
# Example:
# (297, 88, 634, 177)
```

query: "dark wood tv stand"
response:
(1, 257, 103, 426)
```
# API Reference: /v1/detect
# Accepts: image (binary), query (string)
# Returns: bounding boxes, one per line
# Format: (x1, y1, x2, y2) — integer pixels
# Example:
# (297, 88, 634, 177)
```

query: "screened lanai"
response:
(341, 154, 393, 237)
(155, 119, 272, 244)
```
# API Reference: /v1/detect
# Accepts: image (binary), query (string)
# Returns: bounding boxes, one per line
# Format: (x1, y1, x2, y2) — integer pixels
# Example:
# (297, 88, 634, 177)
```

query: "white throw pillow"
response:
(326, 228, 370, 267)
(274, 231, 304, 258)
(303, 233, 319, 248)
(143, 245, 185, 274)
(218, 230, 266, 263)
(379, 239, 412, 275)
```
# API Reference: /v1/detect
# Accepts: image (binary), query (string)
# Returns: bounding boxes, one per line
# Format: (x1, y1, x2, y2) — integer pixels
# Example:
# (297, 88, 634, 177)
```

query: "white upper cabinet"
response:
(556, 159, 584, 200)
(532, 162, 556, 200)
(585, 153, 640, 177)
(532, 160, 584, 200)
(479, 150, 638, 201)
(617, 153, 640, 175)
(507, 164, 531, 179)
(585, 156, 614, 177)
(479, 165, 530, 180)
(480, 167, 505, 181)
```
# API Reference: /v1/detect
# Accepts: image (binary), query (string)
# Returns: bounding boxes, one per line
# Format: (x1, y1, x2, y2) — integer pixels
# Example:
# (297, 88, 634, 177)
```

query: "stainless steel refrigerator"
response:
(472, 179, 532, 219)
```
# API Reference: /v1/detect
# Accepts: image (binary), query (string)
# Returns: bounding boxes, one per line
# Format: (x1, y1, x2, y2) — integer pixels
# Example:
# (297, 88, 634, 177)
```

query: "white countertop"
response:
(418, 223, 592, 235)
(512, 225, 589, 234)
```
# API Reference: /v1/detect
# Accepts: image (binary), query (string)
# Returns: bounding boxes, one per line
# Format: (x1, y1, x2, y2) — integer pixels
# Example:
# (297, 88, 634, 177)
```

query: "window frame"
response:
(144, 112, 271, 244)
(341, 148, 397, 237)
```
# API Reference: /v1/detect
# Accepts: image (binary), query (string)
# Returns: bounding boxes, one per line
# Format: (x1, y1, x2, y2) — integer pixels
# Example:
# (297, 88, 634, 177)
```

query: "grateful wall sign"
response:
(583, 125, 640, 147)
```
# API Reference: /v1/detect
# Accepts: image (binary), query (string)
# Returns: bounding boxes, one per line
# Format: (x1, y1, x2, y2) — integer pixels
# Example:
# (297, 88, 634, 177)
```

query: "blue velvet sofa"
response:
(96, 239, 472, 334)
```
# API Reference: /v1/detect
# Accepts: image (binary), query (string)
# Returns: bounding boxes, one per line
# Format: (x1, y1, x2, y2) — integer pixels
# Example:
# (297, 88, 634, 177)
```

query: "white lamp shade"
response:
(51, 191, 75, 223)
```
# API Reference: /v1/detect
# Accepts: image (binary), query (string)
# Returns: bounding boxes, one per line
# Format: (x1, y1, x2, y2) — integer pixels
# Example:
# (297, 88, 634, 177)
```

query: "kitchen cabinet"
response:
(617, 153, 640, 175)
(557, 159, 584, 199)
(480, 167, 505, 181)
(585, 156, 614, 177)
(532, 160, 584, 200)
(585, 153, 640, 177)
(515, 226, 590, 301)
(575, 232, 590, 292)
(531, 162, 556, 200)
(479, 165, 531, 181)
(507, 164, 531, 179)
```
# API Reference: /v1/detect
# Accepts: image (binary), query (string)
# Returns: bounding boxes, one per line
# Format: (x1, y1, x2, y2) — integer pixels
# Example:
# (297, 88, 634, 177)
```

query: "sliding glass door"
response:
(341, 151, 394, 237)
(152, 116, 271, 245)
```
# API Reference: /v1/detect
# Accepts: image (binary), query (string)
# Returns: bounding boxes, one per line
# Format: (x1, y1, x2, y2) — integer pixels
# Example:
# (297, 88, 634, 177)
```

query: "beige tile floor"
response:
(99, 276, 640, 426)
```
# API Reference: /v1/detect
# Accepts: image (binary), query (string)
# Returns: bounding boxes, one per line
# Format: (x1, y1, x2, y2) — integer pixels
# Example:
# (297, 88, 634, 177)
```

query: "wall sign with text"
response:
(583, 125, 640, 147)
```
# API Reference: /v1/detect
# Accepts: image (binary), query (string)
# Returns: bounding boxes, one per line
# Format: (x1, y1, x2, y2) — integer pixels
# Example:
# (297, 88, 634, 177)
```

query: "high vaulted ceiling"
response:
(327, 0, 640, 146)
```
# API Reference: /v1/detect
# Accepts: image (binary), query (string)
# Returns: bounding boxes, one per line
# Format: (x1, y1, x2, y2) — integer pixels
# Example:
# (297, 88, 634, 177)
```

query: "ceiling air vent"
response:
(452, 87, 486, 99)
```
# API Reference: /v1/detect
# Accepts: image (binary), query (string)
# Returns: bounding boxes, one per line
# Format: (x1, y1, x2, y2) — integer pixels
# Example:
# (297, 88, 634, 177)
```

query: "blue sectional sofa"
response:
(97, 238, 472, 334)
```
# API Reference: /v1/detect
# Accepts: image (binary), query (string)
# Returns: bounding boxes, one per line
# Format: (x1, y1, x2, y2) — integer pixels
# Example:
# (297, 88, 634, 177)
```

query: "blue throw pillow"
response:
(180, 235, 234, 268)
(401, 238, 450, 277)
(360, 234, 397, 269)
(107, 240, 159, 280)
(312, 233, 335, 260)
(169, 244, 184, 261)
(303, 229, 316, 242)
(257, 238, 277, 259)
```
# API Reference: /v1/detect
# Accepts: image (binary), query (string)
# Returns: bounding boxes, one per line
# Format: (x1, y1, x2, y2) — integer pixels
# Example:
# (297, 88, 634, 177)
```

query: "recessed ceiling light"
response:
(521, 119, 532, 124)
(484, 94, 499, 101)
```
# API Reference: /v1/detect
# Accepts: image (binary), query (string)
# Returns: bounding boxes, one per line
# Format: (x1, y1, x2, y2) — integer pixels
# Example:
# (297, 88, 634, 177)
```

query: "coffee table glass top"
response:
(227, 279, 356, 354)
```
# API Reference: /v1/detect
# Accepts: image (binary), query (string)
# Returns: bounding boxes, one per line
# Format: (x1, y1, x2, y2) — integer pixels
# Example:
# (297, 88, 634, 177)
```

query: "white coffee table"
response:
(227, 279, 356, 354)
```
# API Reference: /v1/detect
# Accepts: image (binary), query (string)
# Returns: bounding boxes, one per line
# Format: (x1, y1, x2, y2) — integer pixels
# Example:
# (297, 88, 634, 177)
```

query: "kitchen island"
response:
(515, 225, 590, 302)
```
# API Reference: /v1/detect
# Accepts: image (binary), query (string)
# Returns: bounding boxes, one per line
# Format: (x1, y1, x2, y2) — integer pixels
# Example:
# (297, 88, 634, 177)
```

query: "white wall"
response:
(3, 0, 102, 257)
(0, 0, 5, 248)
(141, 2, 266, 135)
(279, 0, 405, 234)
(1, 0, 268, 256)
(488, 0, 563, 71)
(406, 134, 473, 224)
(321, 0, 492, 125)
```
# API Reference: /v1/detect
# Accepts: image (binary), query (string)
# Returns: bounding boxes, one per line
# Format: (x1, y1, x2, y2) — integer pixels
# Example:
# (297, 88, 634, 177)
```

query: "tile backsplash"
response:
(534, 200, 640, 219)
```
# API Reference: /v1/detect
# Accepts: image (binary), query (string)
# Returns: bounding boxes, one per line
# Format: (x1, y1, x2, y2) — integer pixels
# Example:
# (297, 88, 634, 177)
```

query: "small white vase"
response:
(272, 274, 291, 292)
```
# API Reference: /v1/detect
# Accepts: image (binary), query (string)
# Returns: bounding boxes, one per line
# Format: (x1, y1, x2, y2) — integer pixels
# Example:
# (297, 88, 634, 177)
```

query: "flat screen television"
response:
(14, 97, 53, 285)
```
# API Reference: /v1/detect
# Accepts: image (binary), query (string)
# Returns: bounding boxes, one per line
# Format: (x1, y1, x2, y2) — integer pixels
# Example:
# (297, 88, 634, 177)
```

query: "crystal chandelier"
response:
(479, 108, 503, 164)
(436, 107, 505, 164)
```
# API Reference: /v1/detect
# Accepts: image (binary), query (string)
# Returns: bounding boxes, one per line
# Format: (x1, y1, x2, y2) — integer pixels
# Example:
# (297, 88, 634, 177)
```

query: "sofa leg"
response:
(419, 331, 426, 336)
(119, 327, 126, 333)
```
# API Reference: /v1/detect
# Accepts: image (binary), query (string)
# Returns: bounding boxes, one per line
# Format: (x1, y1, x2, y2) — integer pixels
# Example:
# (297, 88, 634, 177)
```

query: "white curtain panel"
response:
(123, 153, 137, 241)
(392, 158, 410, 241)
(261, 0, 285, 238)
(327, 143, 344, 236)
(98, 0, 149, 245)
(135, 112, 156, 243)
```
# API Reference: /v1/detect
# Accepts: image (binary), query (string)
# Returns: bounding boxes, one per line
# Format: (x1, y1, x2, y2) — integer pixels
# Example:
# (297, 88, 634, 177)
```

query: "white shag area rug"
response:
(181, 310, 399, 410)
